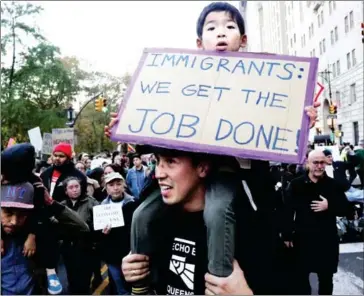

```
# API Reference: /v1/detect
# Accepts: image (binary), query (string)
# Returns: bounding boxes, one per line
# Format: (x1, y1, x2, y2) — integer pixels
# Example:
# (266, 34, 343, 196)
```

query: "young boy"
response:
(104, 2, 318, 294)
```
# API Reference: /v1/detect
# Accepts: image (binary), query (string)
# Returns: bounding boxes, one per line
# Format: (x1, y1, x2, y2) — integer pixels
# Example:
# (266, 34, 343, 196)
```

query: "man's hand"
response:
(23, 233, 36, 257)
(311, 195, 328, 212)
(122, 253, 150, 283)
(102, 224, 112, 235)
(104, 112, 118, 138)
(205, 259, 253, 295)
(33, 182, 53, 206)
(305, 101, 320, 128)
(1, 239, 4, 256)
(284, 241, 294, 248)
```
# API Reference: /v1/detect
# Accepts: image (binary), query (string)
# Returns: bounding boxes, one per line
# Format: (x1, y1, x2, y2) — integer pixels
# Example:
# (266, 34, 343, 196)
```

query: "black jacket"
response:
(40, 162, 87, 202)
(282, 173, 353, 273)
(100, 194, 138, 264)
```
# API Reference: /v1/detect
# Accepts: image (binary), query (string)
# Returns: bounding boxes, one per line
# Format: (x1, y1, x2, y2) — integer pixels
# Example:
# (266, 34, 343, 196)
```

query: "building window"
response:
(313, 48, 316, 57)
(303, 34, 306, 46)
(329, 1, 332, 14)
(333, 63, 336, 78)
(294, 33, 296, 43)
(320, 11, 324, 24)
(318, 14, 320, 27)
(353, 122, 359, 145)
(349, 11, 354, 29)
(350, 83, 356, 103)
(336, 91, 341, 106)
(336, 60, 340, 75)
(347, 52, 351, 69)
(319, 41, 322, 55)
(333, 1, 336, 10)
(352, 49, 356, 66)
(334, 26, 338, 41)
(311, 23, 314, 36)
(344, 16, 348, 33)
(330, 30, 334, 45)
(322, 38, 326, 53)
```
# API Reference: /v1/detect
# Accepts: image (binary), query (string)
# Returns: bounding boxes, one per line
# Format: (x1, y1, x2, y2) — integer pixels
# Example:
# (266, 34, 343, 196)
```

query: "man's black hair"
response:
(196, 2, 245, 39)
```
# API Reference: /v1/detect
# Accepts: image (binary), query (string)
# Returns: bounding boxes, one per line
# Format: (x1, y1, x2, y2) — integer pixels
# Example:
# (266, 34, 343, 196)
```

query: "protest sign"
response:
(52, 128, 74, 149)
(28, 127, 43, 152)
(93, 203, 124, 231)
(111, 48, 318, 163)
(42, 133, 53, 155)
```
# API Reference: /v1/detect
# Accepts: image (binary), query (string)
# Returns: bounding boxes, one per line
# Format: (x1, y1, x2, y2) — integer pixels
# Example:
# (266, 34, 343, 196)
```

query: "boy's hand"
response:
(104, 112, 119, 138)
(23, 233, 36, 257)
(1, 239, 4, 256)
(205, 260, 253, 295)
(305, 101, 321, 128)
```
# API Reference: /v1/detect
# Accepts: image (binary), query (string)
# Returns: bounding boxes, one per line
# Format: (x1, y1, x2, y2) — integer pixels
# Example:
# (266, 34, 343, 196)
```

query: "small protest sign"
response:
(52, 128, 74, 149)
(93, 203, 124, 231)
(111, 48, 318, 163)
(42, 133, 53, 155)
(28, 127, 43, 152)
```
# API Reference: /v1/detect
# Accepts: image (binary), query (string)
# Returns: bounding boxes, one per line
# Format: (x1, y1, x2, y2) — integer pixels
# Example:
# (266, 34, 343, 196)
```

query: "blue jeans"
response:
(107, 264, 129, 295)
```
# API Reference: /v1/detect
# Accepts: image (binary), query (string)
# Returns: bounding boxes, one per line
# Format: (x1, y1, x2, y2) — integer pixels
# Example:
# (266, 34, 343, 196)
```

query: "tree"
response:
(74, 72, 131, 153)
(1, 1, 45, 98)
(1, 43, 87, 146)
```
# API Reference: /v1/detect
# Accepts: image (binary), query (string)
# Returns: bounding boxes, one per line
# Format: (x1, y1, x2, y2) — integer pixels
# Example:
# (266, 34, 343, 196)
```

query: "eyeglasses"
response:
(312, 161, 326, 166)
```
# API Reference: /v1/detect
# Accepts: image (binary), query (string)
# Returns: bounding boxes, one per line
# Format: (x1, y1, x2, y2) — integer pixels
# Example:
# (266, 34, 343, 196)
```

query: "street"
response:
(56, 242, 364, 295)
(311, 242, 364, 295)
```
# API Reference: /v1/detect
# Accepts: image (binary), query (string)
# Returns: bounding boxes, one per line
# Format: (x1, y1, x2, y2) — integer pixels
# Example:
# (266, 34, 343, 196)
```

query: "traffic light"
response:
(329, 103, 337, 115)
(103, 98, 107, 107)
(95, 97, 103, 112)
(362, 22, 364, 43)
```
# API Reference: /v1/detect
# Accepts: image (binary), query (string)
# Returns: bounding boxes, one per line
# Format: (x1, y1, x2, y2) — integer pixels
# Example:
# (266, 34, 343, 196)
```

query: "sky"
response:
(33, 1, 227, 77)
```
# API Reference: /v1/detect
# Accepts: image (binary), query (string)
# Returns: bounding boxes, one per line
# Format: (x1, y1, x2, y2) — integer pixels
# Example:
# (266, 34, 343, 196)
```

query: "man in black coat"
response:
(40, 142, 87, 203)
(282, 150, 354, 295)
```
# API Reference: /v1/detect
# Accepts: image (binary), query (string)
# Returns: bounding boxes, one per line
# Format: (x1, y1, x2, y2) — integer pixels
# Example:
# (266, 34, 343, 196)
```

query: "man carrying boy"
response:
(118, 2, 319, 295)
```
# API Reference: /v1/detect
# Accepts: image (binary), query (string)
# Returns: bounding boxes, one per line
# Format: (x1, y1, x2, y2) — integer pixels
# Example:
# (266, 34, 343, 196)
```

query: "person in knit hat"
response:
(40, 142, 86, 203)
(39, 142, 87, 292)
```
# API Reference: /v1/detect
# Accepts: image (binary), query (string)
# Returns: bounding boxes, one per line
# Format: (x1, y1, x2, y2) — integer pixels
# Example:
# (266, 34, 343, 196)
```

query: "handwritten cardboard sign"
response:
(93, 203, 125, 231)
(42, 133, 53, 155)
(111, 48, 318, 163)
(52, 128, 74, 149)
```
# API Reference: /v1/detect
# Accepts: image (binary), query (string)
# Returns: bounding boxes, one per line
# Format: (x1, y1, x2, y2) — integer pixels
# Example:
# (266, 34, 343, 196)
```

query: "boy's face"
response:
(197, 11, 247, 52)
(1, 208, 29, 234)
(155, 155, 209, 208)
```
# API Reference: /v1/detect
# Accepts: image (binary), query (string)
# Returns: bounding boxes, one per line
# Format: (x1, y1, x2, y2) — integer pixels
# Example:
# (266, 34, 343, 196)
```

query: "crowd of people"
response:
(1, 2, 363, 296)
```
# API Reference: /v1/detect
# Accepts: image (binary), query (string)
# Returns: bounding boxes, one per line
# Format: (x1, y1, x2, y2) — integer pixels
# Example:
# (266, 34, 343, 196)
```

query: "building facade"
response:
(247, 1, 364, 145)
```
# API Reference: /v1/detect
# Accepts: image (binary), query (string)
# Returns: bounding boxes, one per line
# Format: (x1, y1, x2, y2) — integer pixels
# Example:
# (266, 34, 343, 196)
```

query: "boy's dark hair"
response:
(196, 2, 245, 39)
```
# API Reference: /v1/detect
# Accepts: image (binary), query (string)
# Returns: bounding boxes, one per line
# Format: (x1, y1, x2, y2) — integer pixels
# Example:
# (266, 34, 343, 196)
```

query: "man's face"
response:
(106, 179, 124, 199)
(1, 208, 29, 234)
(76, 162, 86, 174)
(325, 154, 333, 165)
(196, 11, 247, 52)
(133, 157, 142, 168)
(53, 152, 68, 166)
(307, 153, 326, 178)
(155, 155, 208, 206)
(85, 159, 92, 169)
